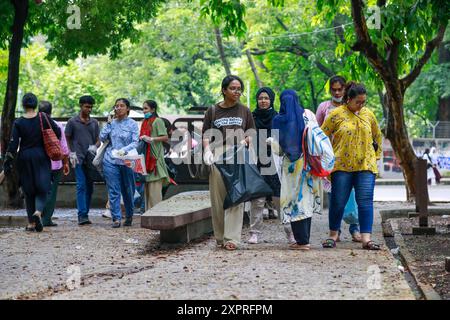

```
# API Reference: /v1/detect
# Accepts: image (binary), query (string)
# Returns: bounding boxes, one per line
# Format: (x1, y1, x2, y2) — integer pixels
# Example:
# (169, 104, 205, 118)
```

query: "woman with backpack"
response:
(139, 100, 170, 210)
(321, 82, 383, 250)
(316, 75, 362, 243)
(271, 90, 333, 250)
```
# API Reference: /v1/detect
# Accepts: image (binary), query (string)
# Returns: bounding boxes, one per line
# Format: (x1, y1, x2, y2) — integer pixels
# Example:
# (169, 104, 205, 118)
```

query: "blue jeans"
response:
(329, 171, 376, 234)
(103, 161, 135, 221)
(134, 174, 145, 212)
(75, 164, 94, 219)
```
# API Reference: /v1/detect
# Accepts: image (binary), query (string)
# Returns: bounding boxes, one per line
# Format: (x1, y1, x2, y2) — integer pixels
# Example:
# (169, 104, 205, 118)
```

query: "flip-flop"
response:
(362, 241, 382, 250)
(224, 242, 237, 251)
(322, 238, 336, 248)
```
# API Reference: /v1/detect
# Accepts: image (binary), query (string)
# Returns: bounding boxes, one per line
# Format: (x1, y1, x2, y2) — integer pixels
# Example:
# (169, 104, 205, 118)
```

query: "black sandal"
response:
(322, 238, 336, 248)
(25, 226, 36, 232)
(362, 241, 382, 250)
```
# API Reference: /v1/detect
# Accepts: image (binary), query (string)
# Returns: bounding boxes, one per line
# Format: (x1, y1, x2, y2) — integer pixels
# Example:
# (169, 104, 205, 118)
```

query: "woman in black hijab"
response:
(247, 87, 295, 245)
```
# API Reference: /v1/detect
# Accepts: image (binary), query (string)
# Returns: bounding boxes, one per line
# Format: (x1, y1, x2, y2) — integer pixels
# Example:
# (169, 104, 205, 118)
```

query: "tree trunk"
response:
(214, 27, 231, 76)
(384, 82, 418, 201)
(308, 78, 318, 111)
(348, 0, 446, 201)
(437, 40, 450, 125)
(185, 85, 198, 107)
(244, 49, 263, 89)
(1, 0, 28, 208)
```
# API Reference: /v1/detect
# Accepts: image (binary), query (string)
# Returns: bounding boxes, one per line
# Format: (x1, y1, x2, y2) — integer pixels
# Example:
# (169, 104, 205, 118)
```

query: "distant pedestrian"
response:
(423, 147, 441, 185)
(65, 95, 100, 225)
(39, 101, 70, 227)
(4, 93, 61, 232)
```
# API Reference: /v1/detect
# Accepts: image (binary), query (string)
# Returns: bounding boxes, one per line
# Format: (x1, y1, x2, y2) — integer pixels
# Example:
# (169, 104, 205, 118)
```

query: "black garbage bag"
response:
(84, 151, 105, 182)
(214, 145, 273, 210)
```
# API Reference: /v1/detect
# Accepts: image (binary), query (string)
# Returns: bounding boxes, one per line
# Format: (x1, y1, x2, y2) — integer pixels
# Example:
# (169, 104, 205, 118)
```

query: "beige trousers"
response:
(209, 165, 244, 246)
(144, 180, 163, 211)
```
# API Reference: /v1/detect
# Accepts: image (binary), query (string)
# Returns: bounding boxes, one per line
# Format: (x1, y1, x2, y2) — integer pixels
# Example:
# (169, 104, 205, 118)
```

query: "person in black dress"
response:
(4, 93, 61, 232)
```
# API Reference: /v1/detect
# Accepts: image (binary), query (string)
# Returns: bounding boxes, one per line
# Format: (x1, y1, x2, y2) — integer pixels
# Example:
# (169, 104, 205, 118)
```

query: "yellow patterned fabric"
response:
(321, 105, 382, 174)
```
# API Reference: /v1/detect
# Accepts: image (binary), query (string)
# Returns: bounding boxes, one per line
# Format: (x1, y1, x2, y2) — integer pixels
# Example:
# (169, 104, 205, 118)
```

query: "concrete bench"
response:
(140, 191, 212, 244)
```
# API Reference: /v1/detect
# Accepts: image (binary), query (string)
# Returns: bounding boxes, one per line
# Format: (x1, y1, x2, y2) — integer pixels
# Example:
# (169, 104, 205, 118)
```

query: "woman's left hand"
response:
(140, 135, 153, 143)
(63, 163, 70, 176)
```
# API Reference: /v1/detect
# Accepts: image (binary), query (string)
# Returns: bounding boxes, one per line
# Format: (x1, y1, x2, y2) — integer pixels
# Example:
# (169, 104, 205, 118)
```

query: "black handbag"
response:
(137, 139, 147, 155)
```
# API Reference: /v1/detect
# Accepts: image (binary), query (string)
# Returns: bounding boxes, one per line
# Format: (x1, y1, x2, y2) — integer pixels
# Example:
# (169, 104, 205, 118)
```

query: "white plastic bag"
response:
(93, 140, 110, 167)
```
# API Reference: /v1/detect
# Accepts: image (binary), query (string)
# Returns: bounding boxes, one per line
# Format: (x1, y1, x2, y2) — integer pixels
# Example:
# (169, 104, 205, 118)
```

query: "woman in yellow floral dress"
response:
(321, 82, 383, 250)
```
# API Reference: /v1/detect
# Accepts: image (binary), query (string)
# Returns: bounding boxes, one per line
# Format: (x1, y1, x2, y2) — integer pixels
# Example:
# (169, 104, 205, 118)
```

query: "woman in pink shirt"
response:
(316, 76, 362, 243)
(39, 101, 70, 227)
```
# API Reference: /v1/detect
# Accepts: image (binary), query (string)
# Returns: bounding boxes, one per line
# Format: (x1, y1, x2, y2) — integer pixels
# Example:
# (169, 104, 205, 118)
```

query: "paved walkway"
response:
(0, 204, 414, 300)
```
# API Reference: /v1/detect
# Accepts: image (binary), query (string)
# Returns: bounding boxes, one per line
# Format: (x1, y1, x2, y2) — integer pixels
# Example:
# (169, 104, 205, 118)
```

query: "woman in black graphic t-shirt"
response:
(202, 75, 255, 250)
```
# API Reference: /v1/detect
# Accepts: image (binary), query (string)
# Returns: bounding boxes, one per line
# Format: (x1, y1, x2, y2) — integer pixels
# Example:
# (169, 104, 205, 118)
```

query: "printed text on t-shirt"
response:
(214, 117, 243, 128)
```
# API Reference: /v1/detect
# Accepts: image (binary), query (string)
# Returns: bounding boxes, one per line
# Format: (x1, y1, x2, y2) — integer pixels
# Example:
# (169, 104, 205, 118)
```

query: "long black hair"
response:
(144, 100, 159, 117)
(221, 75, 244, 97)
(329, 75, 346, 89)
(39, 101, 52, 115)
(115, 98, 130, 108)
(343, 81, 366, 103)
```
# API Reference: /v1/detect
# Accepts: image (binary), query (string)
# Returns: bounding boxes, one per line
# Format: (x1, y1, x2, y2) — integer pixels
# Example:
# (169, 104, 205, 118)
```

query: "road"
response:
(374, 184, 450, 202)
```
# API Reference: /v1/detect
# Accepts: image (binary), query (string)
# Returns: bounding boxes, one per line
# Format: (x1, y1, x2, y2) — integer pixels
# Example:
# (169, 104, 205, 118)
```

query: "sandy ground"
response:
(0, 202, 418, 300)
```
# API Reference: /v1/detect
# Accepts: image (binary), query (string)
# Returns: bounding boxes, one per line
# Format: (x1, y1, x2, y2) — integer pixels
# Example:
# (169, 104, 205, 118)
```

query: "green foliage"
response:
(82, 3, 242, 113)
(1, 2, 243, 116)
(0, 42, 104, 116)
(200, 0, 248, 37)
(1, 0, 447, 129)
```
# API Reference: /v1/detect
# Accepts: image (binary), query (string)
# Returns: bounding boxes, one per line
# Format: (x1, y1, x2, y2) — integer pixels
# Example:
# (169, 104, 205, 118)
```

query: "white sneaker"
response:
(102, 209, 112, 219)
(248, 233, 258, 244)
